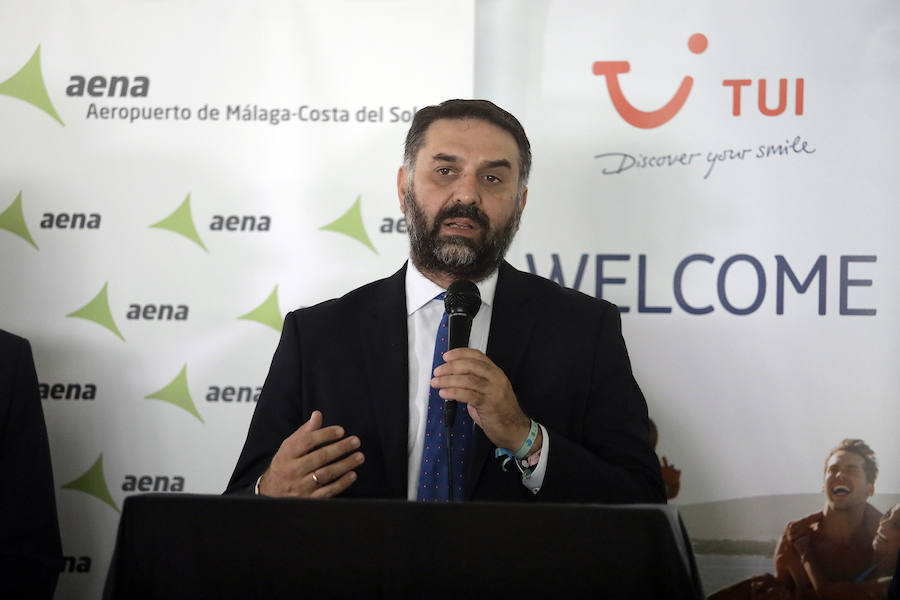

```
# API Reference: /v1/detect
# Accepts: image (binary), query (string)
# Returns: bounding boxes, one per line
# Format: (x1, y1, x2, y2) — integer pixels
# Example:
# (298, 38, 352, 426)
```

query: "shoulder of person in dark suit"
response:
(225, 267, 407, 496)
(0, 329, 64, 599)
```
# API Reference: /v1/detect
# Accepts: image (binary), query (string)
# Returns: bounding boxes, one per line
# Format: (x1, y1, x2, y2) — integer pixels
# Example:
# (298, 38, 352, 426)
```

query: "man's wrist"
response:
(520, 425, 549, 489)
(510, 418, 540, 459)
(525, 428, 543, 458)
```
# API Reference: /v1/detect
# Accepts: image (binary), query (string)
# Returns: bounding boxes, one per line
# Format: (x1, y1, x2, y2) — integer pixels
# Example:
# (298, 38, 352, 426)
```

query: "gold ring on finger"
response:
(312, 472, 322, 485)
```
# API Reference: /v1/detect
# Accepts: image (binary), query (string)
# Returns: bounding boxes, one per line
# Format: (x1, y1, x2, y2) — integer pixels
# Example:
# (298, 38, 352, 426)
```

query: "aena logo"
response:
(239, 285, 283, 332)
(67, 282, 125, 341)
(0, 46, 64, 126)
(320, 195, 378, 254)
(0, 191, 39, 249)
(593, 33, 804, 128)
(146, 364, 205, 423)
(149, 193, 273, 252)
(61, 453, 185, 514)
(41, 382, 96, 400)
(0, 191, 102, 250)
(61, 453, 119, 512)
(61, 555, 92, 574)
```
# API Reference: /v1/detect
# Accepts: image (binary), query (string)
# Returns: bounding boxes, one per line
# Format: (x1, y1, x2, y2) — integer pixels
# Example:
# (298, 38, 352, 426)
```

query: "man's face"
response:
(823, 450, 874, 511)
(397, 118, 527, 281)
(873, 504, 900, 558)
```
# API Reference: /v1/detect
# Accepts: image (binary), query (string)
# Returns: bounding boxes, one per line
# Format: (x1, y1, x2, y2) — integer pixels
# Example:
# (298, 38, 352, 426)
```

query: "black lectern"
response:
(104, 494, 703, 599)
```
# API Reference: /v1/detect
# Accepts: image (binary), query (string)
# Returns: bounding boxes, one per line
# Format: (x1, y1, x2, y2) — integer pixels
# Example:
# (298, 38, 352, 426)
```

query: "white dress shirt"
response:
(404, 262, 548, 500)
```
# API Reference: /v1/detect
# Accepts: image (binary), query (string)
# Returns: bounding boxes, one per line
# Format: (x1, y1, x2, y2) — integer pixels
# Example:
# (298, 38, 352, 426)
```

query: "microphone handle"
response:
(444, 313, 473, 427)
(443, 400, 458, 430)
(446, 313, 473, 351)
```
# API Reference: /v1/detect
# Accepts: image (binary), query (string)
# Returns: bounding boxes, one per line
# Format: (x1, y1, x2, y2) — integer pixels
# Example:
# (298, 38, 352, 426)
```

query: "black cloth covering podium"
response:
(104, 494, 703, 599)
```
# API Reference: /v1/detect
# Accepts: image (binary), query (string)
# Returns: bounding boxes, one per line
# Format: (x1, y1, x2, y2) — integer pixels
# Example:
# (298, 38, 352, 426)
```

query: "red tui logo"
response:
(594, 33, 805, 129)
(593, 34, 707, 129)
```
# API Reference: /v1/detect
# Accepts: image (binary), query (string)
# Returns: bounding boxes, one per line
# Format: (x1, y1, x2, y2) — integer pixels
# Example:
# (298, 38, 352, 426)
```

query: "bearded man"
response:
(226, 99, 664, 504)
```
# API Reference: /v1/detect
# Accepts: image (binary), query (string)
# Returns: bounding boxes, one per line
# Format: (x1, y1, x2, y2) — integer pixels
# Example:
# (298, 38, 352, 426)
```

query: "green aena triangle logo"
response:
(320, 195, 377, 254)
(238, 285, 283, 332)
(61, 453, 119, 512)
(0, 191, 39, 249)
(0, 45, 64, 126)
(146, 364, 204, 423)
(149, 193, 208, 251)
(67, 282, 125, 341)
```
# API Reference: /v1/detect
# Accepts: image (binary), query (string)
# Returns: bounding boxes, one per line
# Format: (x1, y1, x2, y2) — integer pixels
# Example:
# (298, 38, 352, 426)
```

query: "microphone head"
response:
(445, 280, 481, 318)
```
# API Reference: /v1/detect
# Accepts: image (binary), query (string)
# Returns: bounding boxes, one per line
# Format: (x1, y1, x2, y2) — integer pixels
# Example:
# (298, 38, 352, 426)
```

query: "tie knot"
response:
(435, 292, 446, 301)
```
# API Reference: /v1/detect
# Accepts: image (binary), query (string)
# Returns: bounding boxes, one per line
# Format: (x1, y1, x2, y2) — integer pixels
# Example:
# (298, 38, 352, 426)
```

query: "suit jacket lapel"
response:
(467, 261, 540, 497)
(361, 264, 409, 498)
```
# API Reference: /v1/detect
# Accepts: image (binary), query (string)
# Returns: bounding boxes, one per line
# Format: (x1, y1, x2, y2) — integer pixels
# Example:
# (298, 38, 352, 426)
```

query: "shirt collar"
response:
(405, 261, 498, 316)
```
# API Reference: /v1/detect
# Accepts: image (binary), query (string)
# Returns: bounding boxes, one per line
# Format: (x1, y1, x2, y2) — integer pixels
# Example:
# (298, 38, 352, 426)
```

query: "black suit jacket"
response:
(227, 262, 665, 503)
(0, 330, 63, 598)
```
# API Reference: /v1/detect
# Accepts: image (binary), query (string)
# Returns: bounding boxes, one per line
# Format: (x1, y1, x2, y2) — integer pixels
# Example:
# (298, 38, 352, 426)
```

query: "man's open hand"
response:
(258, 410, 364, 498)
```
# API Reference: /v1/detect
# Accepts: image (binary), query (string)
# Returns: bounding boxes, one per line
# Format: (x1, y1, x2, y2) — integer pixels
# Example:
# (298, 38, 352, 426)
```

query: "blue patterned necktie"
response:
(417, 293, 475, 501)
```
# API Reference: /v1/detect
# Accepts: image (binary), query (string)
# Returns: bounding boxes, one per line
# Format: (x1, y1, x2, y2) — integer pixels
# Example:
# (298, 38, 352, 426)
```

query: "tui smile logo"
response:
(593, 33, 708, 129)
(0, 45, 64, 126)
(594, 33, 806, 128)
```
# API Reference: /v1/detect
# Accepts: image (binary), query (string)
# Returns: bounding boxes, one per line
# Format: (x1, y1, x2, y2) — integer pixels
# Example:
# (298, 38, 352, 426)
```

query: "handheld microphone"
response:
(443, 280, 481, 427)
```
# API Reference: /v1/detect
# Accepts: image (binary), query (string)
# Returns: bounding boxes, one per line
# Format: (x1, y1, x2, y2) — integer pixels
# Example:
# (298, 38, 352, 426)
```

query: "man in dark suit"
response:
(0, 329, 63, 598)
(227, 99, 664, 504)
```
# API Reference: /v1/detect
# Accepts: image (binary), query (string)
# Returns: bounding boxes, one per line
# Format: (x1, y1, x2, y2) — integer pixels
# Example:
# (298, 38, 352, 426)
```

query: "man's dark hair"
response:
(403, 99, 532, 189)
(825, 439, 878, 483)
